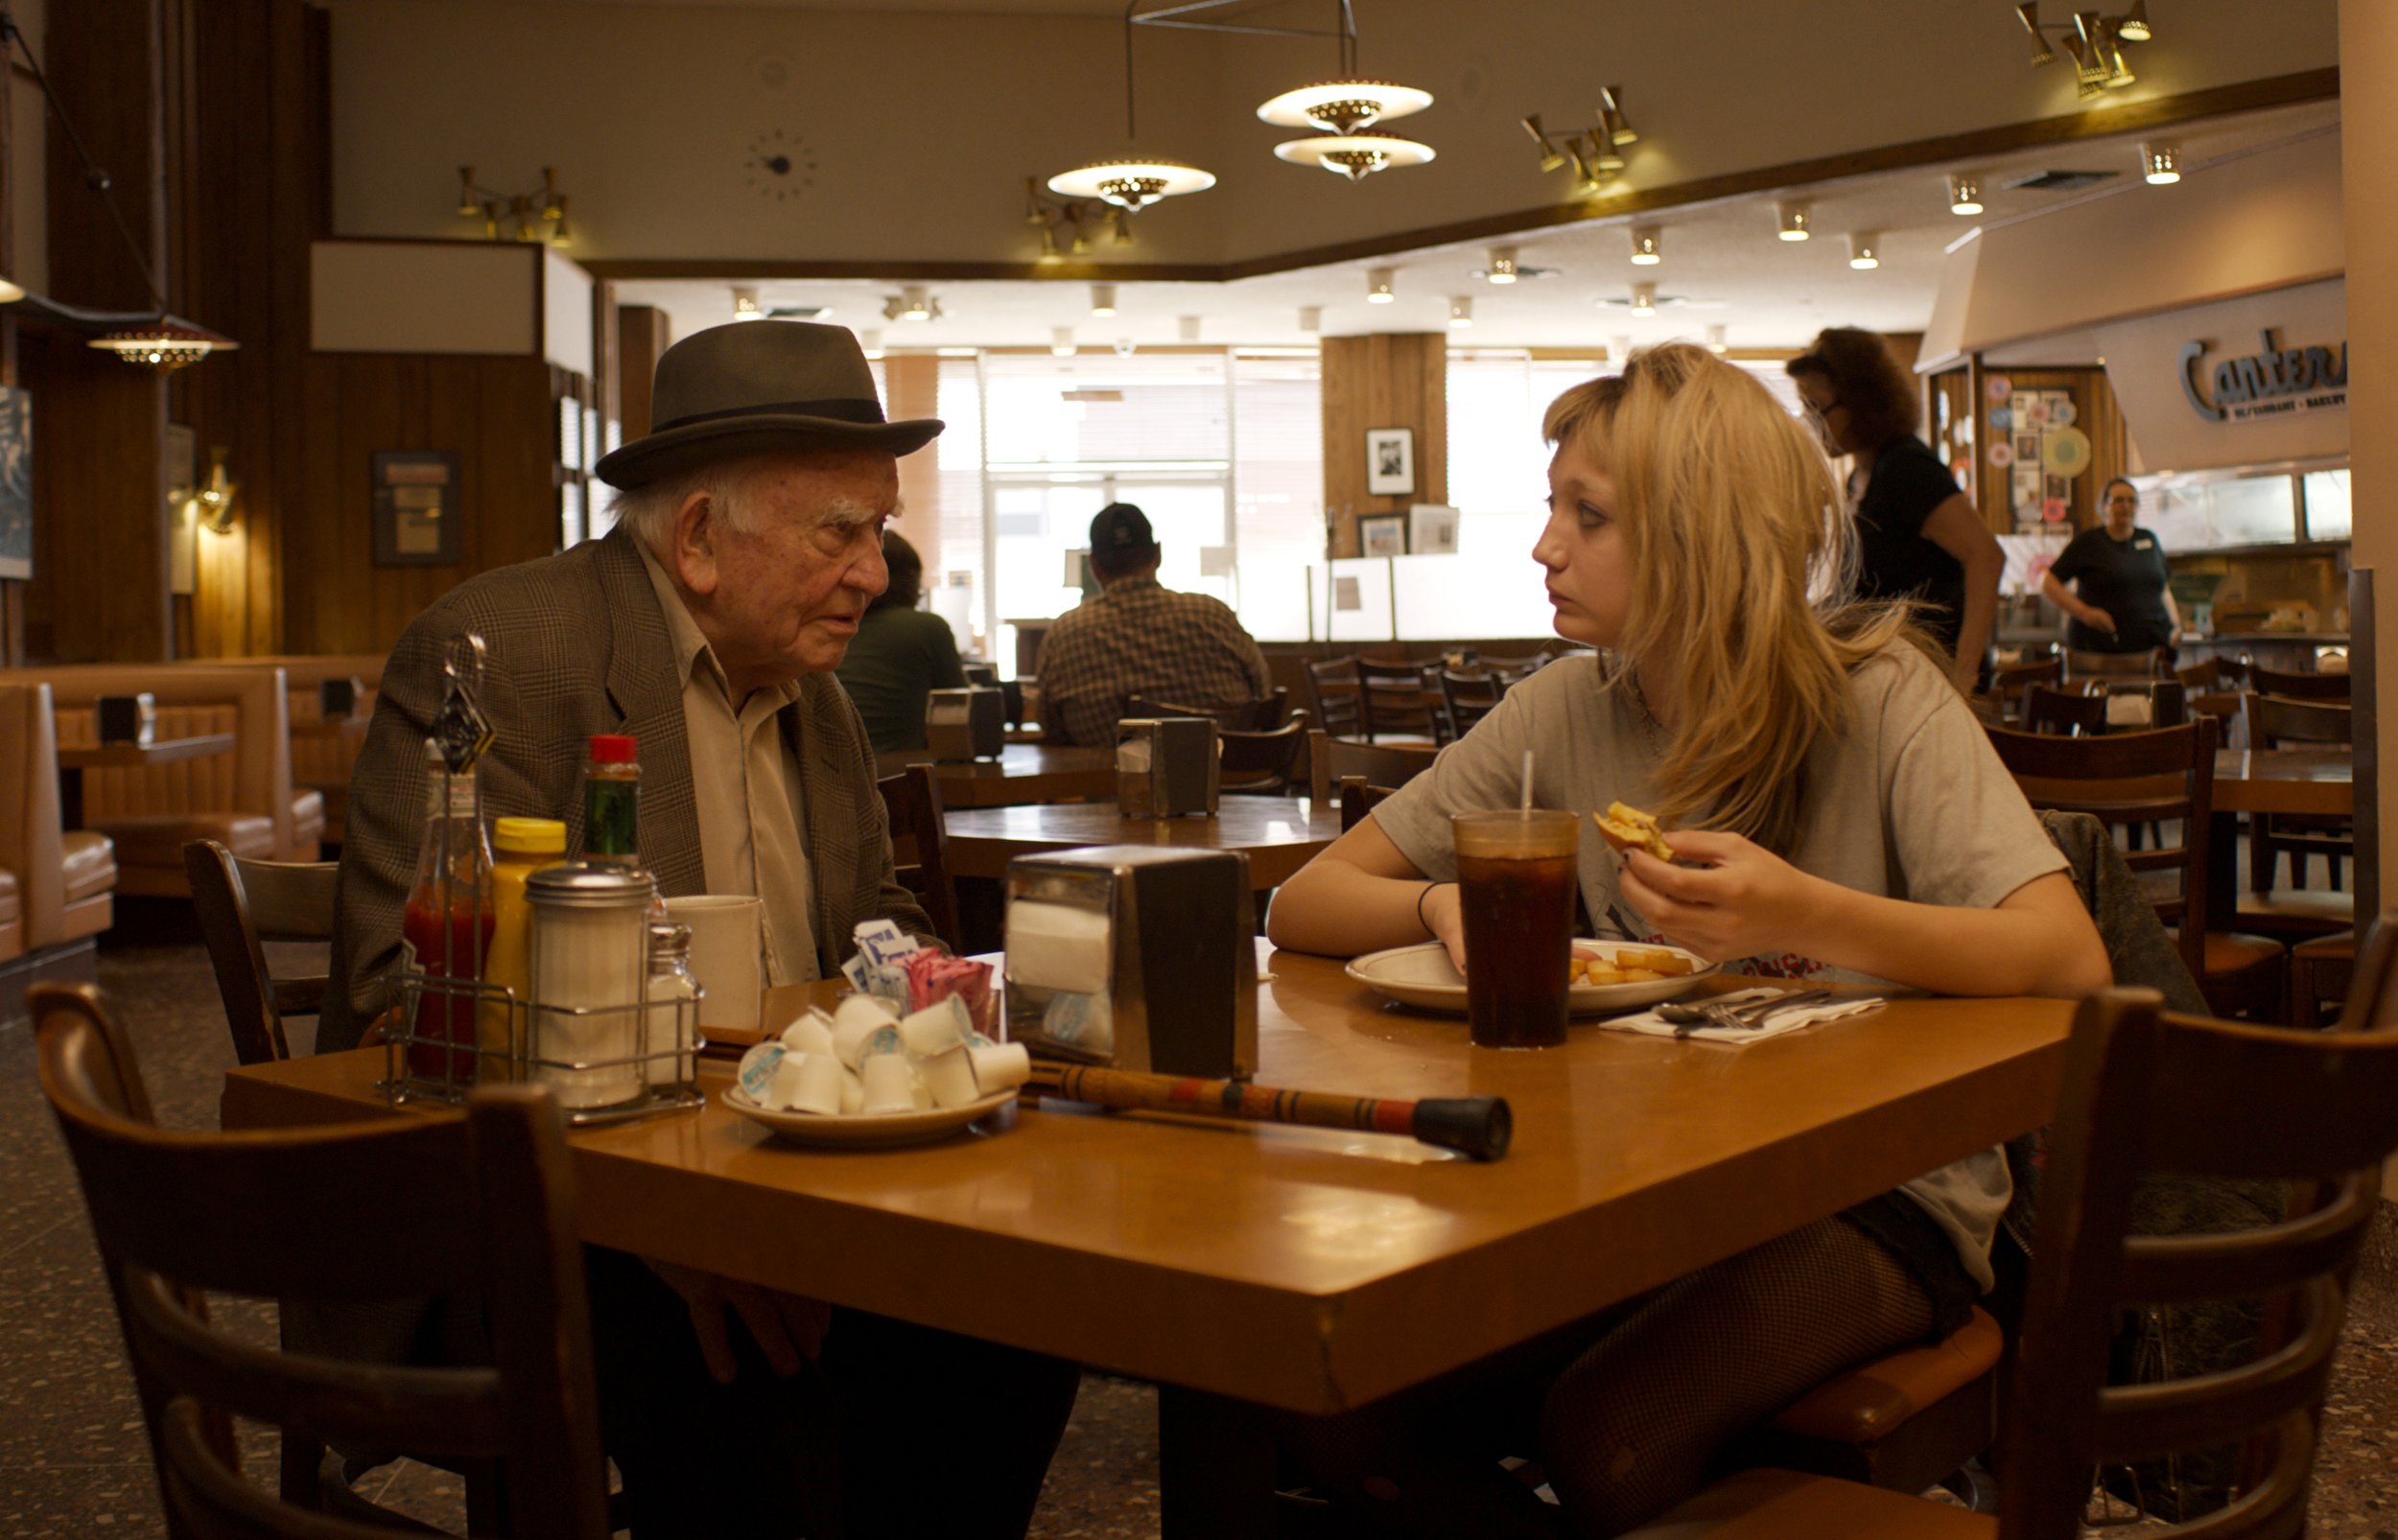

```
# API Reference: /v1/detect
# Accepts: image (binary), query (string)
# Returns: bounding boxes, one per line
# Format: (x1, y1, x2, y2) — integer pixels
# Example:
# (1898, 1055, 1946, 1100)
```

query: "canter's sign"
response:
(2179, 329, 2348, 423)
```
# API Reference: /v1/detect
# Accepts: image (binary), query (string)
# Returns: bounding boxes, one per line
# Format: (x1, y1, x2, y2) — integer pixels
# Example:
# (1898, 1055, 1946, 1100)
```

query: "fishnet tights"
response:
(1278, 1214, 1939, 1539)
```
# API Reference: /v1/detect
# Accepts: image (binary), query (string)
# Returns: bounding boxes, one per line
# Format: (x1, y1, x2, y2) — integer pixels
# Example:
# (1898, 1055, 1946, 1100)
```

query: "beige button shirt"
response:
(639, 543, 819, 984)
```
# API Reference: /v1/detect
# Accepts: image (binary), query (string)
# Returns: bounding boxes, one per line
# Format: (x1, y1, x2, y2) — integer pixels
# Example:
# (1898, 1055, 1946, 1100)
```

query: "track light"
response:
(2017, 2, 2057, 65)
(1051, 327, 1076, 358)
(1628, 226, 1662, 266)
(1599, 85, 1636, 147)
(1847, 233, 1881, 270)
(1090, 283, 1117, 317)
(1486, 247, 1519, 285)
(2118, 0, 2151, 42)
(1366, 268, 1397, 304)
(1447, 296, 1472, 329)
(883, 285, 941, 322)
(2141, 142, 2179, 184)
(1705, 324, 1728, 355)
(1628, 282, 1657, 317)
(732, 286, 764, 321)
(1948, 174, 1984, 215)
(1775, 202, 1812, 242)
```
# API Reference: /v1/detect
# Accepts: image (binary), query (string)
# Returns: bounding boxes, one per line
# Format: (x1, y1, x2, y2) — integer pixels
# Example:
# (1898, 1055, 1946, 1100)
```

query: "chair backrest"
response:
(1991, 655, 2063, 710)
(1987, 717, 2219, 986)
(876, 763, 963, 951)
(1304, 656, 1363, 738)
(1353, 657, 1440, 742)
(1219, 711, 1309, 795)
(183, 840, 338, 1066)
(2000, 920, 2398, 1540)
(1124, 687, 1287, 733)
(2248, 664, 2349, 702)
(1338, 776, 1396, 832)
(2177, 656, 2248, 693)
(2064, 646, 2175, 680)
(31, 983, 610, 1540)
(1437, 669, 1507, 737)
(2243, 691, 2353, 750)
(2020, 683, 2110, 737)
(1308, 732, 1441, 805)
(2091, 679, 2187, 732)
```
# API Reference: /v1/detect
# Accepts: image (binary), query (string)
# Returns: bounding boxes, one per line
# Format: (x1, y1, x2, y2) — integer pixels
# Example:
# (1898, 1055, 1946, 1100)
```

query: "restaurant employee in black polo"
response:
(2040, 476, 2181, 654)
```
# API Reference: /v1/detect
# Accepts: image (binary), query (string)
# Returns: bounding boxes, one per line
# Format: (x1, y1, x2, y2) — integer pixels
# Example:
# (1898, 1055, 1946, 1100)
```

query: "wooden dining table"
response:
(874, 742, 1117, 807)
(222, 949, 2072, 1536)
(2209, 746, 2355, 926)
(940, 795, 1344, 888)
(55, 732, 237, 828)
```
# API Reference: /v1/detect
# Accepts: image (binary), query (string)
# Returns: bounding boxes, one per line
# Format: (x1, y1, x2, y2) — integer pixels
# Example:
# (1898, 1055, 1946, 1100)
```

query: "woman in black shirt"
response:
(2040, 477, 2179, 653)
(1787, 329, 2004, 692)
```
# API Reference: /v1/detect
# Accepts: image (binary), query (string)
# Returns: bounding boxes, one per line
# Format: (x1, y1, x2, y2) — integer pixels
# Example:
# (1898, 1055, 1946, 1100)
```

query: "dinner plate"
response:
(721, 1085, 1018, 1149)
(1345, 941, 1716, 1016)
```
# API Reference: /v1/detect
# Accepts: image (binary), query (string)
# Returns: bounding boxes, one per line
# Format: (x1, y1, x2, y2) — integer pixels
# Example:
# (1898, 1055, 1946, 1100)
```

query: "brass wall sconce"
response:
(189, 448, 238, 536)
(1521, 86, 1640, 198)
(2017, 3, 2151, 97)
(1023, 178, 1135, 261)
(455, 166, 574, 245)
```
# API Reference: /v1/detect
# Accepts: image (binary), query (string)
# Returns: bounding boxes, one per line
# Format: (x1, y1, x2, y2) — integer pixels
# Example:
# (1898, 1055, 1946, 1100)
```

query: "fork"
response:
(1659, 988, 1835, 1036)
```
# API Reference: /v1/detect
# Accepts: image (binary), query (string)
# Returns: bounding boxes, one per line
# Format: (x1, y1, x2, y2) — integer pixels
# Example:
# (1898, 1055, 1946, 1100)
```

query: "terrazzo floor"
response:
(2, 937, 2394, 1539)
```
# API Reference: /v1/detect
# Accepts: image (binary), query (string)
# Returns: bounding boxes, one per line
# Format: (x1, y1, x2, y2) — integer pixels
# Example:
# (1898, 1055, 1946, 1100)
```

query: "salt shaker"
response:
(646, 921, 701, 1089)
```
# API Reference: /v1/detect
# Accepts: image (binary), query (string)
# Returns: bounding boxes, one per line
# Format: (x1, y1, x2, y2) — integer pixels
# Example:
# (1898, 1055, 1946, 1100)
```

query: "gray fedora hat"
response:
(594, 320, 942, 489)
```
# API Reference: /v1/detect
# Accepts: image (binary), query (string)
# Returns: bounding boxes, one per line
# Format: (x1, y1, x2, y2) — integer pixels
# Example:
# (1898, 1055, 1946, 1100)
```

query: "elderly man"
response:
(1036, 501, 1275, 745)
(322, 321, 1076, 1539)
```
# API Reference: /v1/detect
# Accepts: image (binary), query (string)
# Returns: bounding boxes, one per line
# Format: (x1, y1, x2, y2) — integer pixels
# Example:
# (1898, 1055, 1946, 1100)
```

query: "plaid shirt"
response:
(1036, 575, 1274, 746)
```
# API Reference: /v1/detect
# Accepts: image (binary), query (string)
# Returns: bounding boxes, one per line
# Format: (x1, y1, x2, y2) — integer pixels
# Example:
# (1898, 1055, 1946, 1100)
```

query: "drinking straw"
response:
(1520, 749, 1535, 814)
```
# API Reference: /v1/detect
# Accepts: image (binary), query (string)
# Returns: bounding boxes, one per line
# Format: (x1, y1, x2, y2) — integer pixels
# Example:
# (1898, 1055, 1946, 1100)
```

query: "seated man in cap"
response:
(321, 320, 1077, 1539)
(1035, 502, 1276, 745)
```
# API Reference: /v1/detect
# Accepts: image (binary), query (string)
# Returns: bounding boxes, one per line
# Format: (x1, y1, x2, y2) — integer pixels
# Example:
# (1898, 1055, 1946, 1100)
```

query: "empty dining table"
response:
(939, 796, 1343, 888)
(875, 742, 1117, 807)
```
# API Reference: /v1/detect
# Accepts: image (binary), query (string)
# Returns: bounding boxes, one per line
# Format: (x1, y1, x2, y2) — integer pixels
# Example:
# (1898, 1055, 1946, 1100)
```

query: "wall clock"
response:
(746, 129, 817, 201)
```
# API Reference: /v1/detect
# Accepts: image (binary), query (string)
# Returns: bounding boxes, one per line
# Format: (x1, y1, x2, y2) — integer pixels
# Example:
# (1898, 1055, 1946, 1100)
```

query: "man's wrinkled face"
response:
(681, 451, 900, 692)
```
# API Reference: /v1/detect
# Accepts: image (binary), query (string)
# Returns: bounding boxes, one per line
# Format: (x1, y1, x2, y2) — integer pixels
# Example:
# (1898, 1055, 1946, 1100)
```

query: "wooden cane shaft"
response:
(1030, 1062, 1418, 1138)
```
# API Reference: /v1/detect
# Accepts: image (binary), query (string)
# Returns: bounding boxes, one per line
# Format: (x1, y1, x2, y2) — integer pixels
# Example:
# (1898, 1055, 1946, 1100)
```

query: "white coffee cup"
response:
(663, 895, 765, 1037)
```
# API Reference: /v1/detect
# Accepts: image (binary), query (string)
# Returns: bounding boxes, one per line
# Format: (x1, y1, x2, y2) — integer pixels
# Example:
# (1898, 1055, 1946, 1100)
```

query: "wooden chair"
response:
(2017, 684, 2108, 737)
(2175, 656, 2247, 693)
(1478, 651, 1551, 683)
(1220, 712, 1309, 796)
(1353, 658, 1442, 743)
(1304, 656, 1363, 738)
(1989, 719, 2285, 1020)
(1437, 669, 1508, 737)
(2291, 929, 2358, 1031)
(1620, 926, 2398, 1540)
(183, 840, 338, 1066)
(1337, 776, 1395, 833)
(2248, 664, 2350, 702)
(31, 982, 611, 1540)
(1987, 657, 2061, 725)
(1125, 687, 1288, 732)
(877, 763, 964, 952)
(2063, 645, 2175, 680)
(1307, 731, 1440, 806)
(2242, 691, 2356, 905)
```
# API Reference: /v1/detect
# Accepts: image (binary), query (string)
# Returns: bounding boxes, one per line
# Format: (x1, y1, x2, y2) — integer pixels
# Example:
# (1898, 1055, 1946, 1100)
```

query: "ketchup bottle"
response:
(402, 739, 496, 1084)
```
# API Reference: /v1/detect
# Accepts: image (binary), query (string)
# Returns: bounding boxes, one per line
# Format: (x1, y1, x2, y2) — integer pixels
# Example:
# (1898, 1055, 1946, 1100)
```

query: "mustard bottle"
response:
(478, 816, 567, 1079)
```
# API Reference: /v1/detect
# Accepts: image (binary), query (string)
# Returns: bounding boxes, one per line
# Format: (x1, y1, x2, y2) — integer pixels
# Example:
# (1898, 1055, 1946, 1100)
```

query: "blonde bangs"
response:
(1544, 344, 1915, 853)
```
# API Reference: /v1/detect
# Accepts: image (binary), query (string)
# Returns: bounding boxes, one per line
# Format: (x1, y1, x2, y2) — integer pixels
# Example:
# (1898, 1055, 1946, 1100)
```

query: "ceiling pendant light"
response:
(1705, 324, 1728, 355)
(1447, 296, 1472, 329)
(859, 328, 884, 361)
(1609, 335, 1634, 366)
(1046, 10, 1213, 217)
(87, 319, 240, 374)
(1365, 268, 1398, 304)
(1628, 226, 1662, 266)
(882, 286, 942, 322)
(1485, 247, 1520, 285)
(1051, 327, 1077, 358)
(1775, 201, 1813, 242)
(1090, 283, 1118, 317)
(2141, 142, 2180, 184)
(1627, 282, 1657, 317)
(732, 286, 764, 321)
(1947, 174, 1984, 215)
(1847, 233, 1881, 270)
(1257, 9, 1433, 181)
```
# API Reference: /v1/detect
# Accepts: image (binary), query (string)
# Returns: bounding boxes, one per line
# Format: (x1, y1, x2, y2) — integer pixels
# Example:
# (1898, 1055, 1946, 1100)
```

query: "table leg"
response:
(1158, 1385, 1280, 1538)
(2208, 810, 2239, 930)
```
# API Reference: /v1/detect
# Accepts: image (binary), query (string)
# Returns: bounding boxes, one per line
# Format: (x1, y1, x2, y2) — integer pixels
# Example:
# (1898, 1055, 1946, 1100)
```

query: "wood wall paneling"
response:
(1968, 364, 2128, 537)
(1319, 334, 1446, 559)
(617, 304, 670, 442)
(883, 352, 942, 566)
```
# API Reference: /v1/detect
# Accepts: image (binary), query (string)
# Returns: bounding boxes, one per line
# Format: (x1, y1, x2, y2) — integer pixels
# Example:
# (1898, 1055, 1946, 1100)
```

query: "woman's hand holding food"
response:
(1613, 828, 1827, 964)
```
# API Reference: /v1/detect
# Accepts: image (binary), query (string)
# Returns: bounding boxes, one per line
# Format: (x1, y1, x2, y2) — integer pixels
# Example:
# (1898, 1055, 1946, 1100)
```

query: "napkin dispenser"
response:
(95, 692, 156, 747)
(925, 686, 1005, 761)
(1003, 846, 1258, 1079)
(1115, 717, 1219, 818)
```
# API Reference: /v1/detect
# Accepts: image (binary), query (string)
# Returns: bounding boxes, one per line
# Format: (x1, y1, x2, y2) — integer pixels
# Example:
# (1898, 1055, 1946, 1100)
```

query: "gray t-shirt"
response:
(1370, 643, 2067, 1290)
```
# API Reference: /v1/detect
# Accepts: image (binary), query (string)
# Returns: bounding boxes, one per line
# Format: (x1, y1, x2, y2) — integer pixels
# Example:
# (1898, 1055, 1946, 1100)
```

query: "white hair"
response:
(605, 457, 767, 553)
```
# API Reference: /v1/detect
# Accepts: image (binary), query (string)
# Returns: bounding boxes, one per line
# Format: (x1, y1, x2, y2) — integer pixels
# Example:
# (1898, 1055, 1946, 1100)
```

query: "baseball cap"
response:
(1089, 502, 1156, 552)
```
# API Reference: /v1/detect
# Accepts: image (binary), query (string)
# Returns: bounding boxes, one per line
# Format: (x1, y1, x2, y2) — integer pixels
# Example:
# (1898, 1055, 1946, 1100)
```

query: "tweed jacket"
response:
(320, 525, 935, 1053)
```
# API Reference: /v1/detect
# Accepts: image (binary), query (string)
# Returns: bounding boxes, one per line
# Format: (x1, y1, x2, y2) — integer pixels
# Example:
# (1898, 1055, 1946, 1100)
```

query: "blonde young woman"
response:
(1265, 344, 2107, 1538)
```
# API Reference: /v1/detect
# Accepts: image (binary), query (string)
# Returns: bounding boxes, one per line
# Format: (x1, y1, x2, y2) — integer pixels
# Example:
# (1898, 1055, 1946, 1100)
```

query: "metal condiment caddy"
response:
(380, 634, 704, 1125)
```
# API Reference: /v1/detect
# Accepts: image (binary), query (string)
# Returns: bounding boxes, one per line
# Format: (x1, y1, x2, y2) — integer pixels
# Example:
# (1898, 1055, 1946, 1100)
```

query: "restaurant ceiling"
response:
(611, 97, 2337, 355)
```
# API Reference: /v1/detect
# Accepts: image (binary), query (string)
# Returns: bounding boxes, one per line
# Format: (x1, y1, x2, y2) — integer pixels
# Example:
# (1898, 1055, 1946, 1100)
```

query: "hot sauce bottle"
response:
(403, 738, 496, 1083)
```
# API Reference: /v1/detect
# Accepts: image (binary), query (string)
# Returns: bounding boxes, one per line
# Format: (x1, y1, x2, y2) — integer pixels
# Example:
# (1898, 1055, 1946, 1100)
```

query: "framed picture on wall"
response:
(1407, 503, 1460, 555)
(1358, 513, 1407, 559)
(1365, 427, 1416, 497)
(371, 450, 462, 567)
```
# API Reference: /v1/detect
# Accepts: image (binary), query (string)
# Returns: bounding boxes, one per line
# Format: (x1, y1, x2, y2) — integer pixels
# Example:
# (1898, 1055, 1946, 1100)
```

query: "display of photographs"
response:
(372, 450, 462, 567)
(1407, 503, 1460, 555)
(1365, 427, 1416, 497)
(0, 385, 29, 581)
(1357, 512, 1407, 559)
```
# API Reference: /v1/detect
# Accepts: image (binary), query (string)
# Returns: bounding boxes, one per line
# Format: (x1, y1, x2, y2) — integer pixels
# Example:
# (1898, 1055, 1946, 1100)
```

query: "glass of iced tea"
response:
(1452, 809, 1581, 1049)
